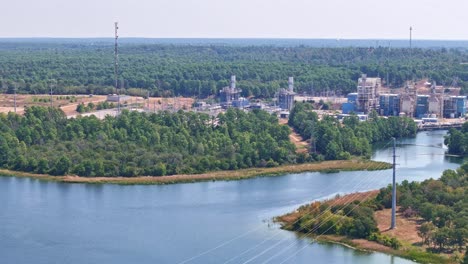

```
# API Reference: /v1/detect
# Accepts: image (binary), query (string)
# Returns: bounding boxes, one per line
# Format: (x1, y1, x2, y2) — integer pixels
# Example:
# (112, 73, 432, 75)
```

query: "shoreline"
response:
(277, 191, 456, 264)
(315, 235, 453, 264)
(0, 159, 390, 185)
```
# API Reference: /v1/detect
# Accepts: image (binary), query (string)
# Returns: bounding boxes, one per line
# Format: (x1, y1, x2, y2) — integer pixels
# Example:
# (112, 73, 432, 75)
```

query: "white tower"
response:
(288, 77, 294, 92)
(230, 75, 236, 89)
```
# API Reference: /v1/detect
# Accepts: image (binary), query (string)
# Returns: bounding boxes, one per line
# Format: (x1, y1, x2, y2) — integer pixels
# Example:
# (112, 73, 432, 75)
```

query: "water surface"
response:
(0, 131, 461, 263)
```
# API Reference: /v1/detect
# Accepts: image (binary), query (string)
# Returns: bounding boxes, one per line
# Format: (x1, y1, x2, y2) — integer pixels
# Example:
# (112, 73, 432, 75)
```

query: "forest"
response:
(288, 102, 418, 160)
(0, 106, 295, 176)
(0, 104, 417, 177)
(1, 42, 468, 98)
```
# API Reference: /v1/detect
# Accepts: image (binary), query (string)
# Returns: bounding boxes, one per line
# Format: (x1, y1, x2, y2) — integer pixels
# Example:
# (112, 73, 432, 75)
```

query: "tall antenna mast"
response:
(409, 26, 412, 50)
(409, 26, 413, 82)
(114, 22, 120, 113)
(391, 137, 397, 229)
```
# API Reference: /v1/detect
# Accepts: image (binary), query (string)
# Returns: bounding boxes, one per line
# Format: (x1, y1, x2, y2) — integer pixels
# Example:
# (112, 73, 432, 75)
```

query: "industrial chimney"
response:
(230, 75, 236, 89)
(288, 77, 294, 92)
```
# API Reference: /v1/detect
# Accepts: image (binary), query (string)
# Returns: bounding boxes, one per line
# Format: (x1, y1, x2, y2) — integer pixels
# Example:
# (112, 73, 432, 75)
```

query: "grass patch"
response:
(401, 249, 452, 264)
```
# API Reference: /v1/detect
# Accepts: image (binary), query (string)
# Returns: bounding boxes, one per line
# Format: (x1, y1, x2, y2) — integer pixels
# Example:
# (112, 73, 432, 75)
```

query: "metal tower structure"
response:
(14, 83, 17, 113)
(50, 83, 53, 108)
(114, 22, 120, 113)
(409, 26, 412, 50)
(409, 26, 413, 82)
(391, 137, 397, 229)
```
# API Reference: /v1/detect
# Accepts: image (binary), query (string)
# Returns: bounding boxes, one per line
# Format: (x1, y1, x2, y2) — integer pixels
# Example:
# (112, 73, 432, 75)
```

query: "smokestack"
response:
(361, 74, 367, 86)
(288, 77, 294, 92)
(230, 75, 236, 89)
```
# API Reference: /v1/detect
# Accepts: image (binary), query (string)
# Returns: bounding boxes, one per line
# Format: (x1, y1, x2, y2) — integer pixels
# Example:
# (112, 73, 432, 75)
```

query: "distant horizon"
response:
(1, 37, 468, 49)
(1, 37, 468, 41)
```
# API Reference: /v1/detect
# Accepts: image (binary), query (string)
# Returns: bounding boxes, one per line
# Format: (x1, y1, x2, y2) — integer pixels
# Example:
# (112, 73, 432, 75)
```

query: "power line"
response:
(178, 138, 395, 264)
(242, 163, 393, 264)
(264, 150, 399, 263)
(223, 157, 392, 264)
(178, 147, 393, 264)
(277, 185, 389, 264)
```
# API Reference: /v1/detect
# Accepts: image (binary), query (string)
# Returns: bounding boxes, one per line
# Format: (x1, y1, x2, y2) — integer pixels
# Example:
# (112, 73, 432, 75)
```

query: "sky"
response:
(1, 0, 467, 40)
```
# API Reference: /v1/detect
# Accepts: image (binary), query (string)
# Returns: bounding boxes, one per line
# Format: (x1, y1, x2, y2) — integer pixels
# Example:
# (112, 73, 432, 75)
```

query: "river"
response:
(0, 131, 463, 264)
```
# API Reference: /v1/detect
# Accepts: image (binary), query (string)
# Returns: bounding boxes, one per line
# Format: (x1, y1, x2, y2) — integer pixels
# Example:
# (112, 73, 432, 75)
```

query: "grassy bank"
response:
(316, 235, 453, 264)
(317, 235, 453, 264)
(0, 159, 390, 185)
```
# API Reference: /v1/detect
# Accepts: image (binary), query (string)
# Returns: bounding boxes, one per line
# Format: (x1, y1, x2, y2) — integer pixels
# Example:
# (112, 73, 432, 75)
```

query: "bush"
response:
(368, 232, 402, 249)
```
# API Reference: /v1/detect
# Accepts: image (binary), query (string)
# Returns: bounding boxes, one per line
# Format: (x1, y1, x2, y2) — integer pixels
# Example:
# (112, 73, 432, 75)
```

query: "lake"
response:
(0, 130, 462, 263)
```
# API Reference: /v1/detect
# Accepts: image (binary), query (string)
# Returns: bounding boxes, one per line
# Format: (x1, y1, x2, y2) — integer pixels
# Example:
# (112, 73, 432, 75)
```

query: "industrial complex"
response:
(342, 74, 467, 119)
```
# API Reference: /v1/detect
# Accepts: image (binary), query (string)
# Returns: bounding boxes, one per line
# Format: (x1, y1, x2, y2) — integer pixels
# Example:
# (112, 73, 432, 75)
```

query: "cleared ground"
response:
(279, 118, 309, 153)
(0, 94, 194, 117)
(0, 94, 107, 115)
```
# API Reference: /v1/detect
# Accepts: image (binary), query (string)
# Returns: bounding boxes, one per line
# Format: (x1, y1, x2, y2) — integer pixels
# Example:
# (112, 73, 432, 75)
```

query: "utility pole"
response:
(147, 90, 150, 111)
(50, 84, 53, 108)
(391, 137, 397, 229)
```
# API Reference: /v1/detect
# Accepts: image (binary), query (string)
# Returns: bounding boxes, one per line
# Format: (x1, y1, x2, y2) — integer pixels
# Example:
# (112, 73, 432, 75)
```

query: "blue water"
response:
(0, 131, 461, 264)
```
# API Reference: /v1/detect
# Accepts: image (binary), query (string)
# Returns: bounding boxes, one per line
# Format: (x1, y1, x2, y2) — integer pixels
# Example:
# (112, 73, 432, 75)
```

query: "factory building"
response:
(356, 74, 381, 114)
(347, 93, 358, 103)
(107, 94, 130, 102)
(345, 77, 467, 119)
(397, 83, 418, 117)
(428, 95, 443, 117)
(219, 75, 243, 108)
(443, 96, 467, 118)
(278, 77, 296, 111)
(342, 93, 358, 114)
(379, 94, 400, 116)
(415, 95, 429, 118)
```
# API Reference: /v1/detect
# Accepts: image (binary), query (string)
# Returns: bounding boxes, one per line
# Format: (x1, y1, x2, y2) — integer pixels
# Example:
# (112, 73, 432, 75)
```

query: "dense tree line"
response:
(445, 124, 468, 155)
(0, 107, 295, 176)
(1, 42, 467, 98)
(285, 199, 380, 240)
(288, 102, 418, 160)
(376, 165, 467, 255)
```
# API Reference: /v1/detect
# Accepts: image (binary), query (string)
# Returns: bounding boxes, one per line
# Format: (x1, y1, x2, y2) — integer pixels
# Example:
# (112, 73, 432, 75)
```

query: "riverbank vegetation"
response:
(278, 163, 468, 264)
(445, 124, 468, 156)
(0, 159, 390, 185)
(0, 104, 409, 177)
(289, 102, 418, 160)
(0, 104, 411, 177)
(0, 106, 297, 176)
(1, 42, 468, 96)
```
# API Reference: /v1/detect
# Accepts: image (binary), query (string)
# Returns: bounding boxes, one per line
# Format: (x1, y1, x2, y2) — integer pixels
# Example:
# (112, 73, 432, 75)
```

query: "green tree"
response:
(51, 157, 71, 176)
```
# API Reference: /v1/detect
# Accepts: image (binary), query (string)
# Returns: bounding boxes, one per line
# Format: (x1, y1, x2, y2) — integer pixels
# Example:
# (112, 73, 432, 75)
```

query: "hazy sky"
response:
(2, 0, 467, 39)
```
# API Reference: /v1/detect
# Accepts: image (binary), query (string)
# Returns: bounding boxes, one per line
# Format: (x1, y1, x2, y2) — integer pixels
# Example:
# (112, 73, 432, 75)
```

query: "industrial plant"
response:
(342, 74, 467, 119)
